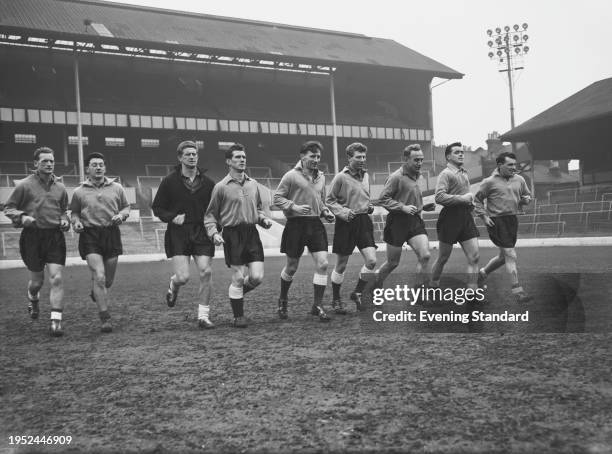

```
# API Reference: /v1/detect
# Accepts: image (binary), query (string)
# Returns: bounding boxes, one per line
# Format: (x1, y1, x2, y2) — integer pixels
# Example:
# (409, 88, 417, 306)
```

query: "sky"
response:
(106, 0, 612, 150)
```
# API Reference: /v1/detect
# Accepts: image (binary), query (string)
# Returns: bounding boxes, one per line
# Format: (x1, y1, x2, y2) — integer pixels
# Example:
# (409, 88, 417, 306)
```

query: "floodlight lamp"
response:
(496, 37, 502, 44)
(513, 24, 519, 31)
(513, 35, 519, 42)
(487, 29, 493, 36)
(497, 50, 502, 57)
(522, 23, 528, 30)
(488, 51, 494, 58)
(515, 47, 521, 54)
(523, 34, 529, 42)
(504, 25, 510, 32)
(496, 27, 501, 33)
(488, 40, 493, 47)
(523, 46, 529, 53)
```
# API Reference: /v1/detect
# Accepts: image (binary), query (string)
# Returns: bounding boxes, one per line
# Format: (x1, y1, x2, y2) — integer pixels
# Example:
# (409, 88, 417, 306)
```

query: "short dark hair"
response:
(403, 143, 422, 158)
(346, 142, 367, 158)
(85, 152, 105, 167)
(177, 140, 198, 156)
(300, 140, 323, 155)
(445, 142, 462, 157)
(225, 143, 245, 160)
(496, 151, 517, 165)
(33, 147, 54, 161)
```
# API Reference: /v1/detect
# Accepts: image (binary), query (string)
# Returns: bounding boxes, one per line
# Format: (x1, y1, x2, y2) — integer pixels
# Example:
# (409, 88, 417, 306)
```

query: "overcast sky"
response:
(106, 0, 612, 149)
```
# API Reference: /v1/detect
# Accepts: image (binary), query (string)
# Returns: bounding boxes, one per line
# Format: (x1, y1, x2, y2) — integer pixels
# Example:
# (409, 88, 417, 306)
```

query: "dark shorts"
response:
(487, 215, 518, 248)
(222, 224, 264, 267)
(332, 214, 376, 255)
(78, 225, 123, 260)
(436, 206, 479, 244)
(383, 212, 427, 247)
(165, 223, 215, 258)
(19, 227, 66, 272)
(281, 217, 328, 258)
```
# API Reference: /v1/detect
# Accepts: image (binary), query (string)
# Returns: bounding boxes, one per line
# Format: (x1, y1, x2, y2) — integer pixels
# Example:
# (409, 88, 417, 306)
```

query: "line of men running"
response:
(4, 140, 532, 336)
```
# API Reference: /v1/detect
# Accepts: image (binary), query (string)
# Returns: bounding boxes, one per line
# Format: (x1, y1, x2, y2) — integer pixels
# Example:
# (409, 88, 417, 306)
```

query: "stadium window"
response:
(40, 110, 53, 124)
(248, 121, 258, 133)
(417, 129, 425, 141)
(342, 125, 351, 137)
(386, 128, 394, 139)
(260, 122, 269, 134)
(219, 120, 229, 132)
(140, 115, 152, 128)
(53, 111, 66, 125)
(104, 113, 116, 127)
(409, 129, 418, 140)
(152, 116, 163, 129)
(27, 109, 40, 123)
(299, 123, 307, 135)
(15, 133, 36, 144)
(229, 120, 239, 132)
(317, 125, 326, 136)
(129, 115, 140, 128)
(66, 111, 77, 125)
(369, 128, 377, 139)
(196, 119, 207, 131)
(336, 125, 343, 137)
(269, 122, 279, 134)
(68, 136, 89, 146)
(186, 118, 196, 130)
(164, 117, 174, 129)
(393, 128, 402, 140)
(279, 123, 288, 134)
(360, 126, 369, 138)
(351, 126, 360, 138)
(196, 140, 205, 150)
(0, 107, 12, 121)
(218, 141, 234, 151)
(12, 108, 25, 122)
(402, 128, 410, 140)
(116, 114, 128, 127)
(207, 119, 218, 131)
(141, 138, 159, 148)
(81, 112, 92, 126)
(92, 113, 104, 126)
(308, 124, 317, 136)
(239, 121, 249, 133)
(288, 123, 297, 135)
(425, 130, 432, 141)
(376, 127, 385, 139)
(176, 117, 186, 130)
(105, 137, 125, 147)
(325, 125, 333, 136)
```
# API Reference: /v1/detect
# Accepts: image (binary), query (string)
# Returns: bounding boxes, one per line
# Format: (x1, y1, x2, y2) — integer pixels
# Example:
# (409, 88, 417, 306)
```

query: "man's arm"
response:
(325, 175, 351, 221)
(204, 184, 222, 238)
(378, 174, 403, 211)
(273, 173, 294, 211)
(473, 180, 489, 218)
(151, 178, 178, 222)
(3, 183, 28, 224)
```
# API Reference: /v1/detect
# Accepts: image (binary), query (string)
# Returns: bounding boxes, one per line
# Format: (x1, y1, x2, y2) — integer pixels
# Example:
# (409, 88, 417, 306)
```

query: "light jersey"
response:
(434, 163, 471, 207)
(204, 173, 266, 237)
(273, 160, 328, 218)
(70, 177, 130, 227)
(474, 169, 531, 217)
(326, 166, 371, 222)
(378, 165, 423, 213)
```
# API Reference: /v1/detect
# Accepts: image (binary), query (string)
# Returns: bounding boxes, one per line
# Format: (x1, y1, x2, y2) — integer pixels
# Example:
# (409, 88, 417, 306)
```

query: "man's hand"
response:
(111, 214, 124, 225)
(347, 210, 356, 221)
(520, 195, 532, 206)
(323, 210, 335, 223)
(212, 232, 224, 245)
(21, 215, 36, 227)
(401, 205, 418, 215)
(482, 215, 495, 228)
(59, 219, 70, 232)
(367, 205, 374, 214)
(291, 204, 311, 215)
(172, 213, 185, 225)
(461, 193, 474, 205)
(423, 202, 436, 212)
(72, 220, 84, 233)
(261, 218, 273, 229)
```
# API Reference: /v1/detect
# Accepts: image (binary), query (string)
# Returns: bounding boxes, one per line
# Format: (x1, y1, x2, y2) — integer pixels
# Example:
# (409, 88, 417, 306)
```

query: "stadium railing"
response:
(547, 184, 612, 204)
(0, 161, 29, 174)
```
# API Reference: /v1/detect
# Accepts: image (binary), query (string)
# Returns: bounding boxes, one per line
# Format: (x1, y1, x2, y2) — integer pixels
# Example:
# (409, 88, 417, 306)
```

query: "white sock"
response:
(50, 310, 62, 321)
(198, 304, 210, 320)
